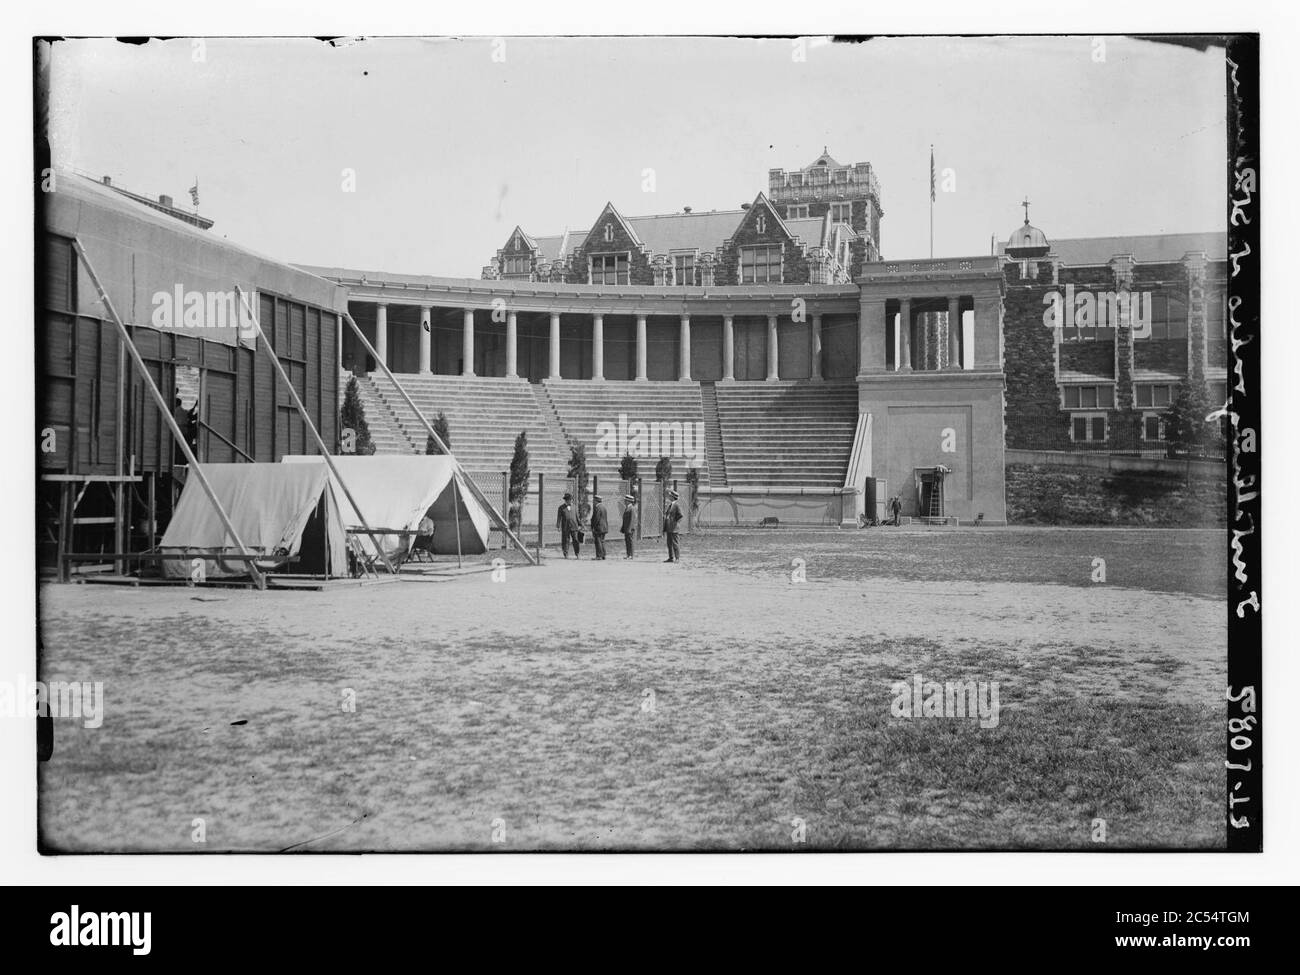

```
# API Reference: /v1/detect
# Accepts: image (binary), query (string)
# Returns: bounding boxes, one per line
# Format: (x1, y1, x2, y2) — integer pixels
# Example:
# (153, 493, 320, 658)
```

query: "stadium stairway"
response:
(713, 380, 859, 488)
(348, 373, 417, 454)
(699, 382, 728, 487)
(353, 372, 570, 474)
(539, 379, 710, 487)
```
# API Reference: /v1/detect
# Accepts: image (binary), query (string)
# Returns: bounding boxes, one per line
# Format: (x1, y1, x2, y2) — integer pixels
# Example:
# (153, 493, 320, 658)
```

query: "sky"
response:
(47, 34, 1228, 277)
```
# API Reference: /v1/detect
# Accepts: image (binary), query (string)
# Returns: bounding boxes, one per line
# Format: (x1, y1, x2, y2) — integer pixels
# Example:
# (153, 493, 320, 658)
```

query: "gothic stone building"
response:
(999, 215, 1228, 453)
(484, 150, 883, 288)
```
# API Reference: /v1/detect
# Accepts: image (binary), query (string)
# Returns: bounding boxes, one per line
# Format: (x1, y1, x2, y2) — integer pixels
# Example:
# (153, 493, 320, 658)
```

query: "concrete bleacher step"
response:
(358, 372, 570, 474)
(541, 379, 712, 487)
(713, 381, 857, 488)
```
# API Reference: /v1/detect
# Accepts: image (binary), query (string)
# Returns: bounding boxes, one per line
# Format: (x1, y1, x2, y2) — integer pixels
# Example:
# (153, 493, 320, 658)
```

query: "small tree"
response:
(339, 375, 376, 455)
(508, 431, 530, 533)
(655, 455, 673, 486)
(1164, 379, 1213, 457)
(425, 411, 451, 454)
(618, 452, 639, 483)
(567, 443, 591, 524)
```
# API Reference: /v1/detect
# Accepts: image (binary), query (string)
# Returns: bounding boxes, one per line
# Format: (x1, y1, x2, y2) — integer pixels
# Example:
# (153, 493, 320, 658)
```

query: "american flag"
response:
(189, 181, 200, 207)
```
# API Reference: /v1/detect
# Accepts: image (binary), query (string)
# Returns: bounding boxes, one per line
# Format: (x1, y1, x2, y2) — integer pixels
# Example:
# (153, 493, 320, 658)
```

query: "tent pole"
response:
(235, 288, 397, 576)
(452, 476, 464, 569)
(71, 239, 266, 589)
(340, 309, 538, 566)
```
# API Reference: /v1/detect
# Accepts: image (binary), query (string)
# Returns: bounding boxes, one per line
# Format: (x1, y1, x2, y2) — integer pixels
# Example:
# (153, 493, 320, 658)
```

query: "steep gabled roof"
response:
(580, 202, 645, 251)
(504, 225, 537, 252)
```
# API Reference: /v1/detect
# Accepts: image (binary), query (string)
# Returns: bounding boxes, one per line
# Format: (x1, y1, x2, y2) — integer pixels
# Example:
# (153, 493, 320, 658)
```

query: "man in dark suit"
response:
(557, 492, 581, 558)
(620, 494, 637, 559)
(590, 494, 609, 560)
(663, 489, 684, 563)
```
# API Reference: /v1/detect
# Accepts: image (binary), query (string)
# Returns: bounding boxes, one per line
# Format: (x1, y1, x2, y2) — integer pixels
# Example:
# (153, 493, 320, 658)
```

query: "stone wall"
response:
(1006, 461, 1225, 527)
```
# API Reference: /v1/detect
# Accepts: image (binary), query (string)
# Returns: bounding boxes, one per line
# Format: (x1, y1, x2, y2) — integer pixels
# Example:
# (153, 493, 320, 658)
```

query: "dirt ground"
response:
(36, 527, 1228, 851)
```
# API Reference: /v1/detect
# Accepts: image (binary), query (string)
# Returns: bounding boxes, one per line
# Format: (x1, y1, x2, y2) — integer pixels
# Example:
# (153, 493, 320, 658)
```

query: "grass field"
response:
(37, 526, 1228, 851)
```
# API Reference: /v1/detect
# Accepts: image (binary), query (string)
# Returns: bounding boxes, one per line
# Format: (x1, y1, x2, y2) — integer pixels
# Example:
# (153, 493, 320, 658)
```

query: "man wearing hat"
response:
(556, 492, 581, 558)
(663, 488, 684, 563)
(590, 493, 609, 560)
(620, 494, 638, 559)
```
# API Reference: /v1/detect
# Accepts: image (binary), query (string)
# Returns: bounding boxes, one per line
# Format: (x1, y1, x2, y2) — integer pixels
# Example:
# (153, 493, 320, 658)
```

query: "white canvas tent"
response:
(160, 463, 349, 579)
(283, 455, 491, 559)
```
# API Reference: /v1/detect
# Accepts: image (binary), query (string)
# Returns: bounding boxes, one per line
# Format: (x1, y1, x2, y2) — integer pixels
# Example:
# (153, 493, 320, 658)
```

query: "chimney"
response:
(683, 206, 692, 214)
(741, 203, 751, 210)
(101, 176, 112, 186)
(158, 194, 174, 208)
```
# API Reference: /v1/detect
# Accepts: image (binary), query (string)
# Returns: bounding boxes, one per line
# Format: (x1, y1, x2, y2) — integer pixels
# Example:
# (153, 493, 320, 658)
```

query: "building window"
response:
(591, 253, 629, 285)
(786, 205, 809, 219)
(740, 245, 782, 284)
(1062, 385, 1114, 410)
(830, 202, 852, 223)
(1071, 413, 1108, 443)
(756, 214, 767, 234)
(502, 255, 530, 277)
(672, 253, 695, 286)
(1209, 380, 1227, 403)
(1134, 383, 1172, 408)
(1142, 412, 1165, 442)
(1143, 294, 1188, 340)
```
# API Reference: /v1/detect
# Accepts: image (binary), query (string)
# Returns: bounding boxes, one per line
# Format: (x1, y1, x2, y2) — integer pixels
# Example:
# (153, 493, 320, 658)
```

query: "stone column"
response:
(898, 298, 912, 372)
(722, 315, 735, 381)
(375, 303, 388, 368)
(635, 315, 648, 381)
(811, 313, 824, 380)
(592, 314, 604, 381)
(679, 314, 691, 381)
(1183, 251, 1208, 384)
(549, 311, 561, 379)
(1109, 256, 1136, 411)
(947, 296, 961, 370)
(857, 299, 887, 375)
(972, 294, 1004, 373)
(505, 311, 518, 378)
(766, 314, 779, 381)
(462, 308, 476, 377)
(419, 306, 432, 374)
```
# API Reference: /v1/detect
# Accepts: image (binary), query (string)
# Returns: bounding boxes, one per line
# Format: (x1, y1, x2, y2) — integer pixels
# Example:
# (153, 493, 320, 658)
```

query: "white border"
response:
(3, 0, 1297, 887)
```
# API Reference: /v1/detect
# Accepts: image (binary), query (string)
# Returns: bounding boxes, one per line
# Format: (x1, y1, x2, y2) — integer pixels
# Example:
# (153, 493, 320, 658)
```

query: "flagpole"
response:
(929, 145, 934, 259)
